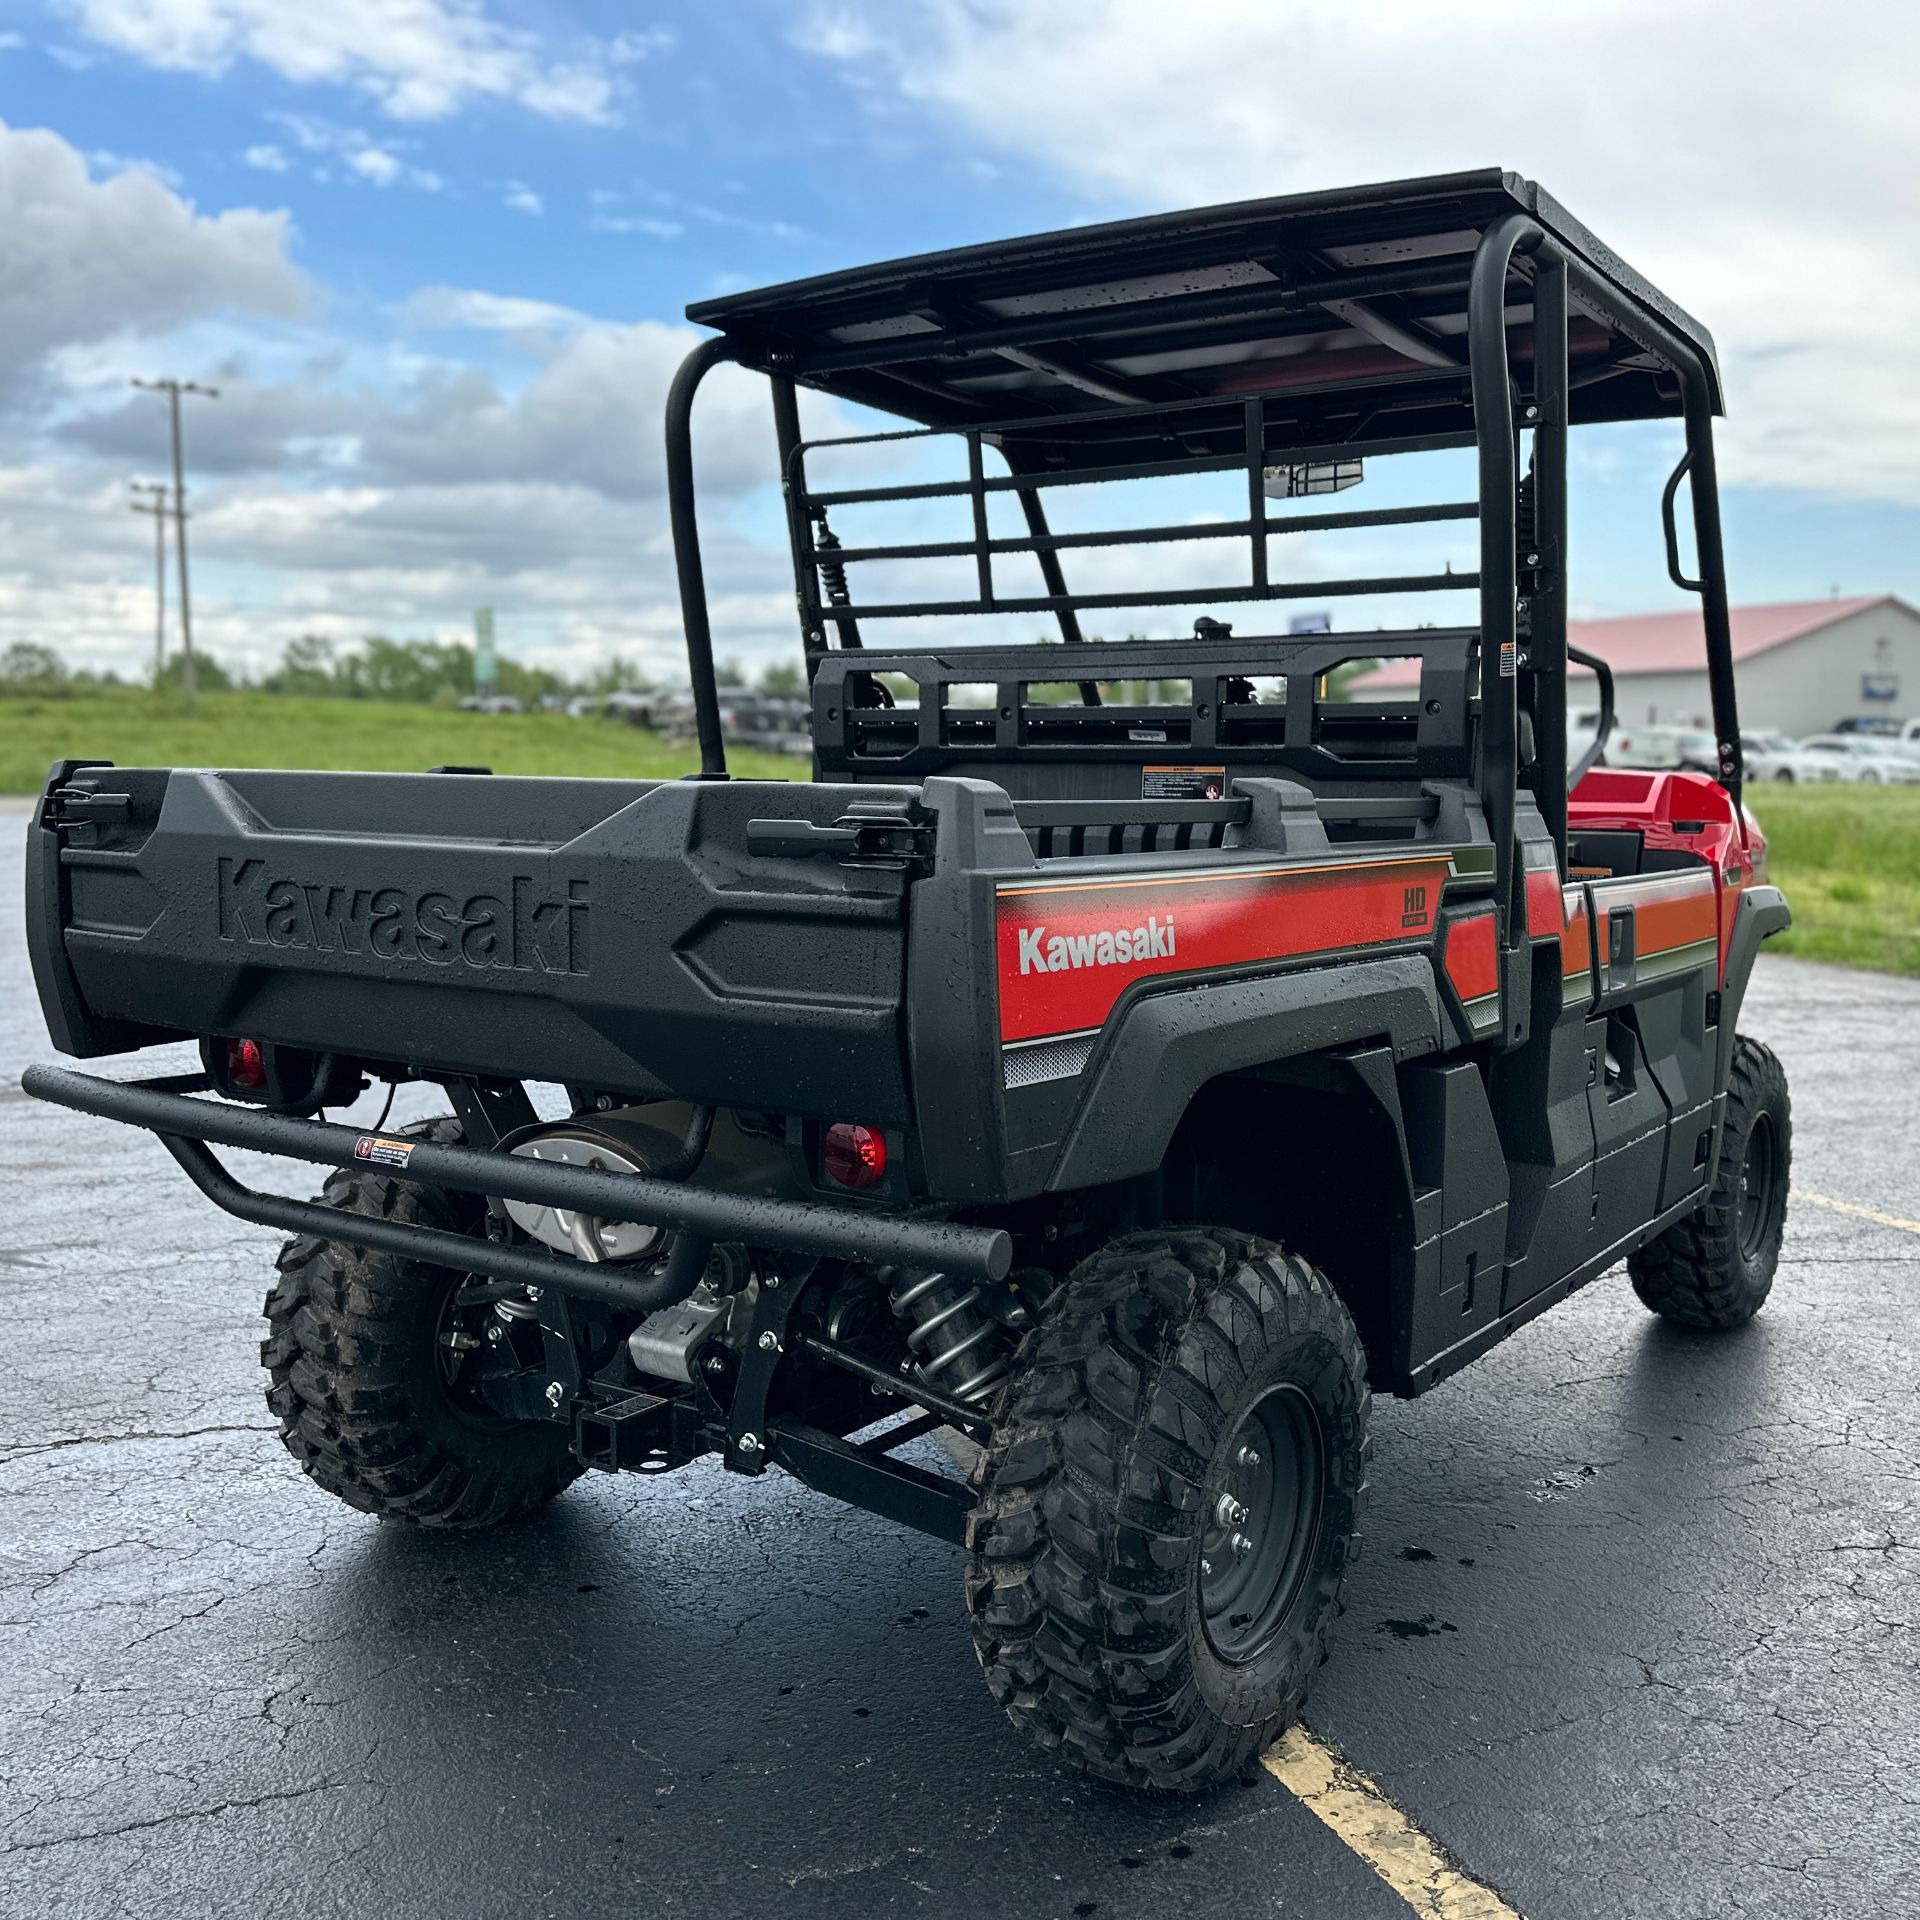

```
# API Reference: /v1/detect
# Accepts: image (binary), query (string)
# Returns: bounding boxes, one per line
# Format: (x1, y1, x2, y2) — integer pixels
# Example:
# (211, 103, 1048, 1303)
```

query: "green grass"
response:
(1746, 783, 1920, 976)
(0, 691, 798, 792)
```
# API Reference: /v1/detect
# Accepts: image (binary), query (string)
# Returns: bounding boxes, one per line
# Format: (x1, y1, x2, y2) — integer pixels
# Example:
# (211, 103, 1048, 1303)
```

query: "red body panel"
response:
(1569, 768, 1747, 982)
(1442, 907, 1499, 1003)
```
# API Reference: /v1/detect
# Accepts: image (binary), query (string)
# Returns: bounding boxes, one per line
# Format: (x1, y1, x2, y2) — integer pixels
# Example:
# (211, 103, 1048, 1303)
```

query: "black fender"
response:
(1717, 884, 1790, 1085)
(1047, 953, 1444, 1192)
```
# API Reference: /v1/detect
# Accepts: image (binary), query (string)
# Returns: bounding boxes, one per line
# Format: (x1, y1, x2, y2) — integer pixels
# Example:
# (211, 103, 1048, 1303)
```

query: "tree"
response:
(263, 633, 339, 697)
(343, 636, 474, 704)
(756, 659, 804, 696)
(157, 649, 236, 693)
(0, 642, 67, 691)
(587, 656, 651, 695)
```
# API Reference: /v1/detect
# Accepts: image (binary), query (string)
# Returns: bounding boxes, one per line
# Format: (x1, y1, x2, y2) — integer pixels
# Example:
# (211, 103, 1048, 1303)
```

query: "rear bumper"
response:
(21, 1064, 1012, 1293)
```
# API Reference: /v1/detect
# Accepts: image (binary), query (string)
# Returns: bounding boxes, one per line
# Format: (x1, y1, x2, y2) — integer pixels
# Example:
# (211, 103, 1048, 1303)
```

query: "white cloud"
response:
(361, 317, 778, 502)
(87, 146, 183, 187)
(589, 213, 684, 240)
(400, 285, 590, 342)
(503, 181, 542, 216)
(59, 0, 647, 122)
(797, 0, 1920, 508)
(60, 364, 356, 473)
(242, 142, 288, 172)
(0, 119, 308, 382)
(346, 146, 402, 187)
(273, 113, 444, 191)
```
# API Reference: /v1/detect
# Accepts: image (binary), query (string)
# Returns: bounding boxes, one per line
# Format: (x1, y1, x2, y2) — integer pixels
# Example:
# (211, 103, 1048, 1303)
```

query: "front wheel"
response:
(1629, 1037, 1791, 1330)
(262, 1116, 583, 1527)
(966, 1228, 1370, 1792)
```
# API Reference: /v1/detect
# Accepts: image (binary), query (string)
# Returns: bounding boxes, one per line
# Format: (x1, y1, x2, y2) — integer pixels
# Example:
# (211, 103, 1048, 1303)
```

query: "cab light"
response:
(823, 1121, 887, 1189)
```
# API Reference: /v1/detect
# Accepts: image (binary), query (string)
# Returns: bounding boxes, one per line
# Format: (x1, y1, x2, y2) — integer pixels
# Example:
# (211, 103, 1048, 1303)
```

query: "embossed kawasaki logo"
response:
(215, 859, 589, 975)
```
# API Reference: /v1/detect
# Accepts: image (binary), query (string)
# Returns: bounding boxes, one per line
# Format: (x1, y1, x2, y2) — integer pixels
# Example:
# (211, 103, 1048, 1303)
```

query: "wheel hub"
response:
(1736, 1112, 1779, 1260)
(1199, 1381, 1326, 1663)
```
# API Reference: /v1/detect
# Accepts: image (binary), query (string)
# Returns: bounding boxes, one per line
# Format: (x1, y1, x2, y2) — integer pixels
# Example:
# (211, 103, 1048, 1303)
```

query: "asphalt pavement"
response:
(2, 808, 1916, 1920)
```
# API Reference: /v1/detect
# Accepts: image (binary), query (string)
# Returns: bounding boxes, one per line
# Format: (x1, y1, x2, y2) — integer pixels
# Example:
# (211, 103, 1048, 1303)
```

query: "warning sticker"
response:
(353, 1135, 414, 1168)
(1141, 764, 1227, 801)
(1499, 639, 1518, 678)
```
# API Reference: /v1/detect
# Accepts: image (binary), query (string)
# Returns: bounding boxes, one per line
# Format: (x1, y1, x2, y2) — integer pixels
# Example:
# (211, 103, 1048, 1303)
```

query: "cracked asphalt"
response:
(2, 810, 1916, 1920)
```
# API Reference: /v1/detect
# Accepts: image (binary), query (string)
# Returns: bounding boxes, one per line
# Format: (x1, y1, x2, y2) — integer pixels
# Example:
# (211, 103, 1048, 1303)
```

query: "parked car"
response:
(1604, 723, 1718, 774)
(1797, 734, 1920, 783)
(1898, 717, 1920, 747)
(1740, 730, 1842, 783)
(456, 694, 523, 715)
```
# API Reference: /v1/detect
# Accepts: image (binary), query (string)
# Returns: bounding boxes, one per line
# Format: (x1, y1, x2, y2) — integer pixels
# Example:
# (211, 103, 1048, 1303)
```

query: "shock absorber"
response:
(811, 509, 853, 610)
(886, 1268, 1013, 1405)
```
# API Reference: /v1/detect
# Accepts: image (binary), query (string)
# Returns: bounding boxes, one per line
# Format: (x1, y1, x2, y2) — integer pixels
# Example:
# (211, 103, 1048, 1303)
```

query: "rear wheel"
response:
(262, 1116, 583, 1527)
(966, 1228, 1369, 1792)
(1629, 1036, 1791, 1330)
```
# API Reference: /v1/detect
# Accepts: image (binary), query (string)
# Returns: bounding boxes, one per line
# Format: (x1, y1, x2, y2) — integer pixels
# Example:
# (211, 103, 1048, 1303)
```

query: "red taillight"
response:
(822, 1121, 887, 1190)
(226, 1037, 267, 1091)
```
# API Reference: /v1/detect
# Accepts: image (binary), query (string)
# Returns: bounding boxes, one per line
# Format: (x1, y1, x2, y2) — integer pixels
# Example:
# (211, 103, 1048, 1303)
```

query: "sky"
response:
(1, 0, 1917, 686)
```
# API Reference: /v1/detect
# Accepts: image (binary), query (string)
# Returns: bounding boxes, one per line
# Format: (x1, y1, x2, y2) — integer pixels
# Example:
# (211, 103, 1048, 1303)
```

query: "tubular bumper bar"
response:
(20, 1065, 1013, 1289)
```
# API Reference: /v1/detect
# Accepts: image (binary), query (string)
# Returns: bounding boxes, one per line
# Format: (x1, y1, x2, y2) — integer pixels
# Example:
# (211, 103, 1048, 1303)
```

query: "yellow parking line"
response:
(1264, 1725, 1523, 1918)
(1796, 1190, 1920, 1237)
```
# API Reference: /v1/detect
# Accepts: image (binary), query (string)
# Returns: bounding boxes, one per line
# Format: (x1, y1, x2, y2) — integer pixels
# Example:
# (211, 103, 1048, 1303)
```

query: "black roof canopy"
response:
(689, 169, 1721, 466)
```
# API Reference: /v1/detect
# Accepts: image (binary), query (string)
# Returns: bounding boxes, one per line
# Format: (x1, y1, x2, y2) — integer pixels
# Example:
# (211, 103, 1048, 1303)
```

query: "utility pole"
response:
(129, 482, 174, 685)
(131, 378, 219, 708)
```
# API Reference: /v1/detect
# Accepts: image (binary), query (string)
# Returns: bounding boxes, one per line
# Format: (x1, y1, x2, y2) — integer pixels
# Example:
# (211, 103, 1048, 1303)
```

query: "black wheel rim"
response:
(1199, 1382, 1326, 1664)
(1736, 1112, 1779, 1260)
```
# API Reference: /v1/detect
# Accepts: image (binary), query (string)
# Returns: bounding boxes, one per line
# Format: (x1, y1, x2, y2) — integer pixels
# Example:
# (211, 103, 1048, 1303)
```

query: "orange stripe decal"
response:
(1443, 907, 1499, 1006)
(1525, 867, 1561, 940)
(996, 854, 1451, 1044)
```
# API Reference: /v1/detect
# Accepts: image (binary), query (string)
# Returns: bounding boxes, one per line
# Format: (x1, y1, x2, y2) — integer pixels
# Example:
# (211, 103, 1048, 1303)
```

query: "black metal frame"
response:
(660, 184, 1745, 949)
(19, 1064, 1013, 1284)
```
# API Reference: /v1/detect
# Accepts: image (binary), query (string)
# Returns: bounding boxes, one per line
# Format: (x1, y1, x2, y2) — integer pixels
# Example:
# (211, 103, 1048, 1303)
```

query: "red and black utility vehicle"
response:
(24, 171, 1792, 1791)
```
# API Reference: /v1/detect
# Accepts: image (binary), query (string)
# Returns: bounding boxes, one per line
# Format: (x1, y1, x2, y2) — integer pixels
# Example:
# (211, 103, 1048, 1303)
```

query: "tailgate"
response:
(28, 764, 919, 1121)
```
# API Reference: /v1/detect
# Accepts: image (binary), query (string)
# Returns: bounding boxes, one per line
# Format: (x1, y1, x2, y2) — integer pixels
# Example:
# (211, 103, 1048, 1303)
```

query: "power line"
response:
(130, 378, 219, 708)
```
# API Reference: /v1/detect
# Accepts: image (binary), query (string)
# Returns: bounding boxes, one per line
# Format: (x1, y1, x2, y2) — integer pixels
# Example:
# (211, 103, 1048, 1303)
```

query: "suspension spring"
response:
(886, 1267, 1013, 1405)
(813, 512, 853, 608)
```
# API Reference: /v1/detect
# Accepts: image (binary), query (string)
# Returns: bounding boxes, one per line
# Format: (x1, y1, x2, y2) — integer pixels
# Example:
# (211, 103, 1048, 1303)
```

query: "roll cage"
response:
(665, 167, 1743, 959)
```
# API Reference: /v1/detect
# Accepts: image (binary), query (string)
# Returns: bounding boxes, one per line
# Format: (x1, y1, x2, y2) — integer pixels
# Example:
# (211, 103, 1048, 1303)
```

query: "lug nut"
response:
(1216, 1493, 1249, 1528)
(1231, 1531, 1254, 1559)
(1237, 1444, 1261, 1469)
(1200, 1558, 1213, 1577)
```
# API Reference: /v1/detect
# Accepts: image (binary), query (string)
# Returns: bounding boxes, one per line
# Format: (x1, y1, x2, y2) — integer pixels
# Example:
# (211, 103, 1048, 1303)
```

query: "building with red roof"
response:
(1348, 595, 1920, 734)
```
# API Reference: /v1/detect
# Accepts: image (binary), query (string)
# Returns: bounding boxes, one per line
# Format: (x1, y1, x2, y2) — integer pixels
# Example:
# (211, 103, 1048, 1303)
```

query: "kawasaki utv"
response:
(24, 170, 1791, 1792)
